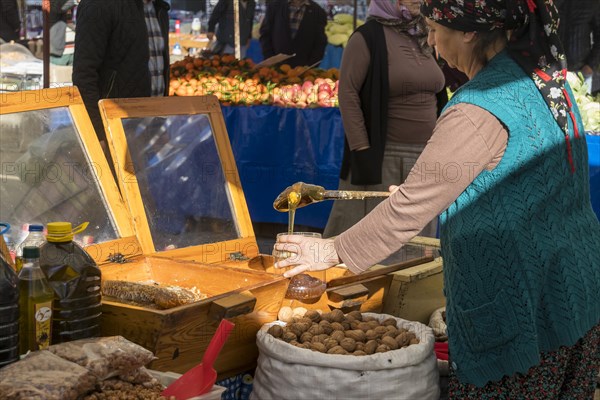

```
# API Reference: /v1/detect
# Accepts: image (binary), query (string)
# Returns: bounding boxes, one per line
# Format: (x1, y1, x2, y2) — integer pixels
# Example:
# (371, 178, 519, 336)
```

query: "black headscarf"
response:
(421, 0, 581, 172)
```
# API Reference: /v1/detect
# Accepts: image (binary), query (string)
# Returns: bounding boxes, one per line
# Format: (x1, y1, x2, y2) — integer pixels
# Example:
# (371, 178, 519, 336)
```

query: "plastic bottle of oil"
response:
(0, 247, 19, 367)
(39, 222, 101, 344)
(18, 246, 53, 353)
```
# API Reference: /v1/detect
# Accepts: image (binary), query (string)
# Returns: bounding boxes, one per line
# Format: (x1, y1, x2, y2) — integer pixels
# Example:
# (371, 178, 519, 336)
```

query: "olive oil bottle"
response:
(18, 246, 53, 353)
(0, 248, 19, 367)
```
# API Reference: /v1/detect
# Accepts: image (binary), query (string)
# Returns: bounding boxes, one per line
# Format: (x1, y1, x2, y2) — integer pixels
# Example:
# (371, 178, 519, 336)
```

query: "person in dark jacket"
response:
(207, 0, 256, 58)
(0, 0, 21, 43)
(259, 0, 327, 68)
(73, 0, 170, 145)
(555, 0, 600, 94)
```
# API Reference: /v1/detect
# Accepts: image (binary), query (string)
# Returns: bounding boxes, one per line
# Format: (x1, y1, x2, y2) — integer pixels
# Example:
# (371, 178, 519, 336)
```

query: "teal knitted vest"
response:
(441, 51, 600, 387)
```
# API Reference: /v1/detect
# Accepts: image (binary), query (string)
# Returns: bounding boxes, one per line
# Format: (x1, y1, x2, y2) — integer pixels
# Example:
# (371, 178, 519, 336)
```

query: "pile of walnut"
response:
(267, 310, 420, 355)
(83, 380, 176, 400)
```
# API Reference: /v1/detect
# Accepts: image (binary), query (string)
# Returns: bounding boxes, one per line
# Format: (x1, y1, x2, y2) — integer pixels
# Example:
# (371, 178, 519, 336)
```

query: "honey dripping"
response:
(287, 189, 301, 234)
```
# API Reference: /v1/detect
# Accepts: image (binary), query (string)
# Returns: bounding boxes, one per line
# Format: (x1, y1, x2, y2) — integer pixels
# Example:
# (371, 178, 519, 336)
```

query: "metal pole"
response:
(42, 0, 50, 88)
(353, 0, 358, 30)
(233, 0, 240, 59)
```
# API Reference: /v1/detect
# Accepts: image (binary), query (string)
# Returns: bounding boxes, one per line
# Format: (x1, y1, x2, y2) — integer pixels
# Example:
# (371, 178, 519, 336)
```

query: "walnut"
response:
(323, 338, 339, 351)
(350, 320, 361, 330)
(308, 324, 324, 336)
(344, 314, 356, 323)
(339, 338, 357, 352)
(300, 332, 314, 344)
(267, 325, 284, 338)
(365, 329, 379, 341)
(409, 338, 420, 345)
(299, 317, 314, 326)
(376, 344, 391, 353)
(282, 331, 297, 342)
(310, 342, 327, 353)
(382, 331, 397, 341)
(315, 334, 330, 343)
(381, 336, 399, 350)
(341, 321, 351, 331)
(288, 324, 303, 338)
(327, 346, 347, 355)
(320, 312, 334, 322)
(278, 306, 293, 323)
(347, 311, 363, 321)
(344, 330, 366, 342)
(395, 332, 410, 347)
(330, 309, 345, 322)
(374, 326, 388, 336)
(292, 307, 308, 319)
(355, 342, 364, 351)
(319, 320, 334, 335)
(367, 320, 380, 329)
(358, 322, 371, 332)
(330, 322, 344, 331)
(364, 340, 378, 355)
(304, 310, 321, 323)
(385, 325, 399, 335)
(405, 332, 417, 341)
(353, 350, 367, 356)
(289, 340, 300, 347)
(362, 316, 377, 323)
(381, 318, 397, 327)
(330, 330, 346, 343)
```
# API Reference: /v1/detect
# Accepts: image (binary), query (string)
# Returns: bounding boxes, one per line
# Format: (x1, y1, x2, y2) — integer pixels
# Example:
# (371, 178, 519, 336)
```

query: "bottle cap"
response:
(22, 246, 40, 259)
(46, 222, 89, 243)
(28, 224, 44, 232)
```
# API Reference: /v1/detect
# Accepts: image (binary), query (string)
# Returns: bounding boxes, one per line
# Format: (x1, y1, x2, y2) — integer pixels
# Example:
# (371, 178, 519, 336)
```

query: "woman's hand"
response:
(273, 235, 341, 278)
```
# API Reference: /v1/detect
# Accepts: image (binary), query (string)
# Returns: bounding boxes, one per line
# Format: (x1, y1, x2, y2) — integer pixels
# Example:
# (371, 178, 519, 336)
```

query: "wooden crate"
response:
(383, 256, 445, 324)
(100, 256, 287, 376)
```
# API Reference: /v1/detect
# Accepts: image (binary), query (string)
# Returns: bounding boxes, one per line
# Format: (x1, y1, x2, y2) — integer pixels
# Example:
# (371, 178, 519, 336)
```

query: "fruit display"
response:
(266, 309, 421, 356)
(169, 54, 339, 108)
(326, 13, 363, 47)
(566, 71, 600, 134)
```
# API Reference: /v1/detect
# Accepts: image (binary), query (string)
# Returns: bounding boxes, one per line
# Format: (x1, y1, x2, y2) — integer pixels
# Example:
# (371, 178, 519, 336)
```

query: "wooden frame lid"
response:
(99, 95, 257, 262)
(0, 87, 141, 264)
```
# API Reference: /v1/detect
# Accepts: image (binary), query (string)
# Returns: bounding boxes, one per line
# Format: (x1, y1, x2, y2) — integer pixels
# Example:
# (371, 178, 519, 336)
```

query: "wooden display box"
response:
(0, 88, 288, 378)
(95, 95, 292, 376)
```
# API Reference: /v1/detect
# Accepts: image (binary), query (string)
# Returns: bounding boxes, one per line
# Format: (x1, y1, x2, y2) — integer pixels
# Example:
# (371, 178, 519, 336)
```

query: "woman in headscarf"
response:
(276, 0, 600, 397)
(323, 0, 445, 238)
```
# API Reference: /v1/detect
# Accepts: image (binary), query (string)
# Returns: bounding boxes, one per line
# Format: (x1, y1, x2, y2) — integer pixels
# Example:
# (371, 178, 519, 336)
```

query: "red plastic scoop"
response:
(162, 319, 235, 399)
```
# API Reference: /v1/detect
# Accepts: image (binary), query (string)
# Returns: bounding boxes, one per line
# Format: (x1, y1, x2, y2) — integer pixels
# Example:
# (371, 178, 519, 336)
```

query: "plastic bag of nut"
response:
(0, 350, 97, 400)
(47, 336, 156, 380)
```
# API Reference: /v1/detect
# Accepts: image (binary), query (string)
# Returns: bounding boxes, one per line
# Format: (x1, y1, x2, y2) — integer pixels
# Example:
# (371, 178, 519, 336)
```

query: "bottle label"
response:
(34, 301, 52, 350)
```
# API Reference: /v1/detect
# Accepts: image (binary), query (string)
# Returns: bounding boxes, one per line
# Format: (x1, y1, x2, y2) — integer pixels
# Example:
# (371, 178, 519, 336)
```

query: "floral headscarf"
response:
(369, 0, 431, 54)
(421, 0, 581, 173)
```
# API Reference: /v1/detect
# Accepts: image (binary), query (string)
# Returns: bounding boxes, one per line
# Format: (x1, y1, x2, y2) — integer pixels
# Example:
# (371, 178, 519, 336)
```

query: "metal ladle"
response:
(273, 182, 390, 211)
